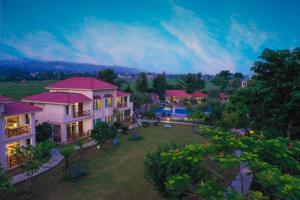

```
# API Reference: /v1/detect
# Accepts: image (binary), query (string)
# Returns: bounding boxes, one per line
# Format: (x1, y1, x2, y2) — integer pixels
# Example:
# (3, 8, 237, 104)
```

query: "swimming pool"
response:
(155, 107, 190, 115)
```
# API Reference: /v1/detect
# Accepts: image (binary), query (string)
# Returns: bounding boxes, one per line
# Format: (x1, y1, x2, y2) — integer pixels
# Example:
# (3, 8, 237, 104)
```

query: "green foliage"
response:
(36, 122, 53, 142)
(0, 164, 11, 193)
(176, 73, 205, 93)
(212, 70, 232, 89)
(165, 174, 191, 198)
(33, 140, 55, 160)
(142, 111, 156, 120)
(146, 127, 300, 199)
(228, 48, 300, 138)
(91, 121, 117, 147)
(59, 144, 75, 174)
(136, 72, 149, 93)
(131, 92, 150, 109)
(96, 69, 118, 84)
(152, 72, 167, 100)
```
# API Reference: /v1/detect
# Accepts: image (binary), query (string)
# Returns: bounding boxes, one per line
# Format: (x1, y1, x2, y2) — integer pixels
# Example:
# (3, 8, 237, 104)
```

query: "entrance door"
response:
(78, 121, 83, 136)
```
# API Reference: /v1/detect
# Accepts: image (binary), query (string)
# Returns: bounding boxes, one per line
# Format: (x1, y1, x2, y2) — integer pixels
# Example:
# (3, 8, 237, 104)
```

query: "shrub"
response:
(142, 111, 156, 120)
(91, 121, 117, 148)
(33, 140, 55, 160)
(141, 121, 150, 128)
(120, 125, 129, 134)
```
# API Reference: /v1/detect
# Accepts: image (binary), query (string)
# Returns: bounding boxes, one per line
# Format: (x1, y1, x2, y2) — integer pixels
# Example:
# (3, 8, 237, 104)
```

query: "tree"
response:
(152, 72, 167, 100)
(59, 144, 75, 174)
(0, 164, 11, 194)
(212, 70, 232, 89)
(16, 145, 40, 195)
(76, 138, 84, 164)
(131, 92, 151, 110)
(187, 108, 204, 129)
(136, 72, 149, 93)
(229, 48, 300, 138)
(123, 84, 133, 93)
(91, 121, 117, 149)
(176, 73, 205, 93)
(96, 69, 118, 84)
(36, 122, 52, 142)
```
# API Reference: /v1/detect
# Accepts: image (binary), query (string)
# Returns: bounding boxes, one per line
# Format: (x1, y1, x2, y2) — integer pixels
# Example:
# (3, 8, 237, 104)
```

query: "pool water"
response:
(155, 108, 190, 115)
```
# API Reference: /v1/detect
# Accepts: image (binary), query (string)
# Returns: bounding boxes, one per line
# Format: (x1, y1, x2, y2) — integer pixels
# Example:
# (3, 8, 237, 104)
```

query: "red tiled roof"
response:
(23, 92, 91, 104)
(47, 77, 118, 90)
(117, 91, 130, 97)
(191, 92, 208, 98)
(0, 96, 11, 102)
(4, 101, 42, 116)
(165, 90, 191, 97)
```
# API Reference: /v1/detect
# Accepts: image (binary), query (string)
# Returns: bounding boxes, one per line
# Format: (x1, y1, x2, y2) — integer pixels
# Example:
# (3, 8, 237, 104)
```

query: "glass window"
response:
(25, 114, 30, 124)
(6, 116, 19, 128)
(66, 105, 69, 115)
(93, 99, 102, 110)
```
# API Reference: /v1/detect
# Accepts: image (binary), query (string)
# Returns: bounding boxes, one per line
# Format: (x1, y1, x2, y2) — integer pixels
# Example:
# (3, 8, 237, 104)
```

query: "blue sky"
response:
(0, 0, 299, 74)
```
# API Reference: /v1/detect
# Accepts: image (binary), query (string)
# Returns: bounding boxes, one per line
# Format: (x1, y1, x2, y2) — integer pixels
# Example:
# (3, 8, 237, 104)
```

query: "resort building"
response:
(165, 90, 191, 104)
(165, 90, 207, 104)
(0, 96, 42, 170)
(23, 77, 133, 144)
(191, 92, 207, 103)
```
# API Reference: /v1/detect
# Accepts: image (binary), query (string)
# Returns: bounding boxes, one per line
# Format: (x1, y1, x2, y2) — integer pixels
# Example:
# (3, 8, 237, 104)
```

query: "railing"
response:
(5, 125, 31, 138)
(117, 103, 128, 108)
(67, 131, 90, 142)
(73, 110, 91, 118)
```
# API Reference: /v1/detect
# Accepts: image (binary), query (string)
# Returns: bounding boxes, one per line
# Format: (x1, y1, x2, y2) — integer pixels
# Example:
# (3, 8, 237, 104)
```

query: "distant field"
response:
(0, 80, 56, 100)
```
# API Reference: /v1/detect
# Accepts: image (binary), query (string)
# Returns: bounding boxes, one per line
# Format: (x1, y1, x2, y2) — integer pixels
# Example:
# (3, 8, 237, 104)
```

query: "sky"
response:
(0, 0, 299, 74)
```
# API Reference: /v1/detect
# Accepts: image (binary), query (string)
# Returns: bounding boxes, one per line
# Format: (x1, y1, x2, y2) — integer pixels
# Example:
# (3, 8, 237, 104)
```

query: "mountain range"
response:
(0, 59, 140, 74)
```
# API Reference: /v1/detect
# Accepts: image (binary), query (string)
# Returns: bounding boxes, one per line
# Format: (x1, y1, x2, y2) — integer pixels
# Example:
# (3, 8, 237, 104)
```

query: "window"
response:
(26, 138, 31, 145)
(5, 116, 19, 128)
(93, 99, 102, 110)
(66, 105, 69, 115)
(25, 114, 30, 124)
(108, 98, 113, 107)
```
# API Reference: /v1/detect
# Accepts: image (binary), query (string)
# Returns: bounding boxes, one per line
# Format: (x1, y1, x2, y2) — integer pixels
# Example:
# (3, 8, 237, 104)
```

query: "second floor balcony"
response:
(73, 110, 91, 118)
(5, 125, 31, 138)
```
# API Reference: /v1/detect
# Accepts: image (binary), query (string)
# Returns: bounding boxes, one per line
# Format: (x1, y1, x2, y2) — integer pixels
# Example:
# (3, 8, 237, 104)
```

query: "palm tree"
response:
(59, 144, 75, 174)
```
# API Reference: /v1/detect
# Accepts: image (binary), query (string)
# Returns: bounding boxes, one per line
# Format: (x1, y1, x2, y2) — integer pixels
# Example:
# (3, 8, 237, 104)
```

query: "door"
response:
(78, 121, 83, 136)
(78, 103, 83, 116)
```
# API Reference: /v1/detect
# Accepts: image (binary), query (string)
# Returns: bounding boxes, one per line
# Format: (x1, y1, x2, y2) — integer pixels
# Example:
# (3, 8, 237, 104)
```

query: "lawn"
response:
(2, 124, 209, 200)
(0, 80, 56, 100)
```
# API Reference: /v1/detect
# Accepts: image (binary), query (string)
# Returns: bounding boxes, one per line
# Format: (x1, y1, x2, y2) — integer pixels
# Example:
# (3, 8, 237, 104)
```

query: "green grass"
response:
(0, 80, 56, 100)
(2, 124, 209, 200)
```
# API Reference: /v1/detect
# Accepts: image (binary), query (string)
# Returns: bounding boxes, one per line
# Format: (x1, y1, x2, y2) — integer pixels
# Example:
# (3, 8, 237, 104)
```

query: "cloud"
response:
(2, 4, 271, 74)
(227, 18, 272, 52)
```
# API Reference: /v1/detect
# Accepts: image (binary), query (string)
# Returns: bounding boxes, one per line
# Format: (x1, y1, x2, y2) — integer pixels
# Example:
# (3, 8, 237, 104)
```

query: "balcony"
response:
(118, 103, 128, 109)
(5, 125, 31, 138)
(73, 110, 91, 118)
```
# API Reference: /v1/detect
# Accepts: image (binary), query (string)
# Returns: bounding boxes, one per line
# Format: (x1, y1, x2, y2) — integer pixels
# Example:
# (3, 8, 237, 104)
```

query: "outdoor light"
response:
(97, 145, 100, 149)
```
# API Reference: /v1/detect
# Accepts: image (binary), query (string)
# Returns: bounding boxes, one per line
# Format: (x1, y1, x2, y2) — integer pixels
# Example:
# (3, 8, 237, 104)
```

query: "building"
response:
(0, 96, 42, 170)
(191, 92, 208, 103)
(165, 90, 191, 104)
(23, 77, 133, 144)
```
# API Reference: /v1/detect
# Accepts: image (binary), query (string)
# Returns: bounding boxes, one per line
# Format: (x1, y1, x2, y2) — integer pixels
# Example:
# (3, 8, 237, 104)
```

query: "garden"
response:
(0, 124, 209, 200)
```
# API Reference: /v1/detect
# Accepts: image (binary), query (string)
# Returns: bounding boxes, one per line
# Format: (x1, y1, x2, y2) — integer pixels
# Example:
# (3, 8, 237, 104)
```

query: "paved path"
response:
(228, 150, 253, 194)
(11, 140, 97, 185)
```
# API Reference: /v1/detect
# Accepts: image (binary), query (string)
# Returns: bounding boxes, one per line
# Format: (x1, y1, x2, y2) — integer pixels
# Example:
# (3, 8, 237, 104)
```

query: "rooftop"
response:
(117, 91, 130, 97)
(165, 90, 191, 97)
(23, 92, 91, 104)
(3, 101, 42, 116)
(191, 92, 208, 98)
(47, 77, 118, 90)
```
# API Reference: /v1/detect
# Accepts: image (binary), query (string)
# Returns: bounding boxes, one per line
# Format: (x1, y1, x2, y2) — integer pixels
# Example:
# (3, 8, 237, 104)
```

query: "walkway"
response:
(228, 150, 253, 194)
(11, 140, 97, 185)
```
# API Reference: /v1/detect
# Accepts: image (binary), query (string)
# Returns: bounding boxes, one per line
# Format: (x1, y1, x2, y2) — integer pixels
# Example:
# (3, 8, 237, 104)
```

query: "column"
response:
(61, 124, 67, 144)
(30, 113, 36, 146)
(0, 144, 7, 170)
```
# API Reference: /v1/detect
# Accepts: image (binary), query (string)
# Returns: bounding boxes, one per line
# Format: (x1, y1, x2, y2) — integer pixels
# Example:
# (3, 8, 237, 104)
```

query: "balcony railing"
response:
(117, 103, 128, 108)
(5, 125, 31, 138)
(73, 110, 91, 118)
